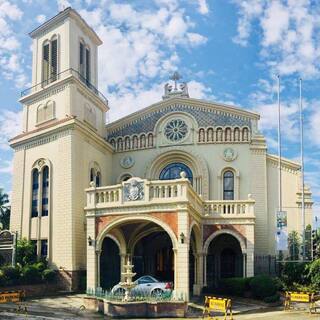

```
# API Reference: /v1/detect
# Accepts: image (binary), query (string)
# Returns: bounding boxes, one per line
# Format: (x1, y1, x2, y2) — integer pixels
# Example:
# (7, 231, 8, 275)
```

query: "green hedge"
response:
(249, 275, 277, 299)
(0, 264, 56, 287)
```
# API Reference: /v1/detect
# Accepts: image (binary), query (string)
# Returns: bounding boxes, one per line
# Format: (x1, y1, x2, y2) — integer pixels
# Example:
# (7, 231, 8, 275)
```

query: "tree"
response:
(304, 224, 312, 260)
(0, 188, 10, 230)
(288, 231, 301, 261)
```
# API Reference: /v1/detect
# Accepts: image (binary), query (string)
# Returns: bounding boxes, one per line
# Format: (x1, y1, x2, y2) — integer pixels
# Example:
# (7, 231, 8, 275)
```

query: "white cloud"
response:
(0, 110, 22, 150)
(197, 0, 209, 15)
(0, 160, 12, 174)
(36, 14, 46, 24)
(233, 0, 320, 78)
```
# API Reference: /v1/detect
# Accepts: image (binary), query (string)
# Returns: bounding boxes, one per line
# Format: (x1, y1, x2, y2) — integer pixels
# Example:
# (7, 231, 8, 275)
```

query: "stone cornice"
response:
(267, 154, 300, 171)
(10, 118, 113, 153)
(105, 97, 260, 132)
(19, 75, 108, 112)
(29, 7, 102, 45)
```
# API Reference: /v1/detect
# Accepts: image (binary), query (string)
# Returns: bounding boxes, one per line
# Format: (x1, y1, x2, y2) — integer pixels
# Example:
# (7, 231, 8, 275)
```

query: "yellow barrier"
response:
(203, 296, 233, 320)
(0, 290, 25, 304)
(284, 291, 319, 313)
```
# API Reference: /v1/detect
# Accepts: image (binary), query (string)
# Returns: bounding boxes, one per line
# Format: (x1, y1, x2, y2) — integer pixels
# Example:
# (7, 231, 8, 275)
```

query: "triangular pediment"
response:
(106, 97, 259, 140)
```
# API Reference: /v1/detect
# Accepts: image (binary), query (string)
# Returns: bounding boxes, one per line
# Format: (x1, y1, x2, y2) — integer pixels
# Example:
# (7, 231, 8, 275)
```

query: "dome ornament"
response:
(163, 71, 189, 99)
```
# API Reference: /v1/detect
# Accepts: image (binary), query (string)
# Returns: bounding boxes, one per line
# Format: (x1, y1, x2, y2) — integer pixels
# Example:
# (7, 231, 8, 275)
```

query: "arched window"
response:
(223, 171, 234, 200)
(140, 134, 146, 148)
(41, 166, 49, 217)
(242, 128, 249, 141)
(132, 135, 138, 149)
(90, 168, 95, 183)
(124, 136, 130, 150)
(117, 138, 123, 151)
(31, 169, 39, 217)
(198, 128, 205, 142)
(90, 166, 101, 187)
(207, 128, 213, 142)
(147, 133, 153, 147)
(42, 37, 58, 85)
(225, 127, 231, 141)
(234, 127, 240, 142)
(160, 163, 193, 184)
(216, 128, 223, 142)
(120, 174, 132, 182)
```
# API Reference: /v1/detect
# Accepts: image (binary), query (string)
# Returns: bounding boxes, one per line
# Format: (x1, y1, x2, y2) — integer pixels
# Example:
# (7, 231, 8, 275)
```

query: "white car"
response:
(111, 275, 173, 298)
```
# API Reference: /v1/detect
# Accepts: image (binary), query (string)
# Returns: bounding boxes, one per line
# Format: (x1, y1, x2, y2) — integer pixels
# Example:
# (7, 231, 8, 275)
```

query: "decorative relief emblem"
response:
(124, 179, 144, 201)
(120, 156, 135, 169)
(223, 148, 237, 162)
(164, 119, 188, 142)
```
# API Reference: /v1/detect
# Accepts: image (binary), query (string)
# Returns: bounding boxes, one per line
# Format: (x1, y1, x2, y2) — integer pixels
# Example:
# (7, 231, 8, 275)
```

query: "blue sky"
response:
(0, 0, 319, 222)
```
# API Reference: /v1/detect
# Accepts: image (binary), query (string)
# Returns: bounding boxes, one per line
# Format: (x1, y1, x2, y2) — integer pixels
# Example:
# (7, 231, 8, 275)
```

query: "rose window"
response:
(164, 119, 188, 141)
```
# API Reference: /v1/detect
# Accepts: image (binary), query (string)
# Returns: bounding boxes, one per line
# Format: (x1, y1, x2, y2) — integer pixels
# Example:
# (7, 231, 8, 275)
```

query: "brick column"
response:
(246, 224, 255, 276)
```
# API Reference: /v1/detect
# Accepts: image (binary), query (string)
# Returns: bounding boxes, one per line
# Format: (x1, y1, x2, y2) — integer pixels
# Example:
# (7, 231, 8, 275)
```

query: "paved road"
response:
(0, 295, 318, 319)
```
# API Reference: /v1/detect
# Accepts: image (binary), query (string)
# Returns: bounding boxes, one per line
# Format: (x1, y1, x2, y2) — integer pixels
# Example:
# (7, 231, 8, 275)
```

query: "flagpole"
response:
(299, 78, 306, 260)
(277, 75, 282, 214)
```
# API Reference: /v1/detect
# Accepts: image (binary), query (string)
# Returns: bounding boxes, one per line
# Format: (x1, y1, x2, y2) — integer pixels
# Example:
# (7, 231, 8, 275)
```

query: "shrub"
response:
(219, 278, 247, 296)
(22, 265, 42, 284)
(263, 293, 280, 303)
(34, 262, 46, 273)
(249, 275, 277, 299)
(42, 269, 56, 282)
(281, 262, 308, 287)
(0, 272, 6, 286)
(1, 265, 21, 286)
(16, 238, 37, 266)
(306, 259, 320, 290)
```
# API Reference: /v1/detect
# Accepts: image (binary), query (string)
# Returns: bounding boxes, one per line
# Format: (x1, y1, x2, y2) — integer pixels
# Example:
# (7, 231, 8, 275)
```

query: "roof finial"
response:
(170, 71, 182, 91)
(163, 71, 189, 100)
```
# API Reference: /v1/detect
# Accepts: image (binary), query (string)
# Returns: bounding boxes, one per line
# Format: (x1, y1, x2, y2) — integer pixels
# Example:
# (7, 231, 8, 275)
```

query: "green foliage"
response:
(281, 262, 308, 289)
(42, 269, 56, 282)
(288, 231, 301, 261)
(1, 265, 21, 286)
(16, 238, 37, 266)
(304, 225, 312, 260)
(219, 277, 248, 296)
(0, 188, 10, 230)
(263, 293, 280, 303)
(34, 261, 47, 273)
(21, 265, 42, 284)
(249, 275, 277, 299)
(307, 258, 320, 290)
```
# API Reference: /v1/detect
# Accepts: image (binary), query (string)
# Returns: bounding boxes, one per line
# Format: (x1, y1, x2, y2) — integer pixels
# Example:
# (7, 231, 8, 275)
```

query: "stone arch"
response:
(144, 147, 209, 199)
(203, 229, 246, 255)
(96, 215, 178, 251)
(189, 221, 202, 253)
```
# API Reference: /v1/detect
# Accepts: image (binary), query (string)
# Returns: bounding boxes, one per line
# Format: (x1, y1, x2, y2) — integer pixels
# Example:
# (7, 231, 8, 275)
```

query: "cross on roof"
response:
(170, 71, 182, 90)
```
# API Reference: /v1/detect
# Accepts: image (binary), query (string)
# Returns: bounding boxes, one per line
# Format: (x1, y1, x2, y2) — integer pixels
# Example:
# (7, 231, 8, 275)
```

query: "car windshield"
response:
(137, 276, 158, 284)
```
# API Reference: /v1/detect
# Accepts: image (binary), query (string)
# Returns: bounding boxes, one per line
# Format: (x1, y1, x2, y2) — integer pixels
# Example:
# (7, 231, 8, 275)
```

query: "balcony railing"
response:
(20, 68, 108, 105)
(85, 177, 255, 219)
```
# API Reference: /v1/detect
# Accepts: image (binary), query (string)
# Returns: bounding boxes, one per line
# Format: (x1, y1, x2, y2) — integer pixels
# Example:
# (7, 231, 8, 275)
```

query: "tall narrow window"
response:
(42, 166, 49, 217)
(41, 239, 48, 257)
(80, 42, 85, 78)
(31, 169, 39, 217)
(43, 43, 50, 85)
(85, 48, 90, 84)
(96, 172, 101, 187)
(51, 39, 58, 82)
(223, 171, 234, 200)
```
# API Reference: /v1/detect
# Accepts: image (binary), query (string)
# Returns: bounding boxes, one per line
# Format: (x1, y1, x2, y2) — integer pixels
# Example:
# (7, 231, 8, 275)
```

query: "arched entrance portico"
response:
(204, 231, 244, 288)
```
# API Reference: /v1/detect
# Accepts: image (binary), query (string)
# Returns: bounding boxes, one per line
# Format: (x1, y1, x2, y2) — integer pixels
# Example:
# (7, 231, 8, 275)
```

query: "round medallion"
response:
(120, 156, 135, 169)
(164, 119, 188, 142)
(223, 148, 237, 162)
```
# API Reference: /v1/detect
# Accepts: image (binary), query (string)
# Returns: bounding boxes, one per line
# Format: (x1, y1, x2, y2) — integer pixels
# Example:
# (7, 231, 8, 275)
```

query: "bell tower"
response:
(20, 7, 108, 136)
(10, 8, 113, 291)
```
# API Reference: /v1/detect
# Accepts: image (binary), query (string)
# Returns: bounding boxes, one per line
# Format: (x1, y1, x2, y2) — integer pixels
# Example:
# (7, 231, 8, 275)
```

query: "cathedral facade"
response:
(9, 8, 313, 300)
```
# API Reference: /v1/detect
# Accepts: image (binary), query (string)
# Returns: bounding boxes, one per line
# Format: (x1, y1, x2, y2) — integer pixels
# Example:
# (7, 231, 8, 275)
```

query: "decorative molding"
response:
(222, 148, 237, 162)
(120, 156, 135, 169)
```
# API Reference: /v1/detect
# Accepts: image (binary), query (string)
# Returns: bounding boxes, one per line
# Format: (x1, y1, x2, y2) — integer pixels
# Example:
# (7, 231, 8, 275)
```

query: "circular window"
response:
(164, 119, 188, 142)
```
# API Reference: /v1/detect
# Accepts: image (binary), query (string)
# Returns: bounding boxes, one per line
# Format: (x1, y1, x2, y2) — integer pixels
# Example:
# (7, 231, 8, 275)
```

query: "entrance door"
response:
(220, 248, 236, 278)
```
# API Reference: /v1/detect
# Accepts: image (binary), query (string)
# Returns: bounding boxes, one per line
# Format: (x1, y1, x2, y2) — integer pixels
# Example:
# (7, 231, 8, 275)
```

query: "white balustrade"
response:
(85, 179, 255, 219)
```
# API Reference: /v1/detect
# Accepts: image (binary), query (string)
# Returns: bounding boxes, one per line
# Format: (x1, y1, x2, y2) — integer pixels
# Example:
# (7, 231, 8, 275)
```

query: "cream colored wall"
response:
(10, 126, 113, 271)
(267, 159, 312, 254)
(70, 130, 113, 270)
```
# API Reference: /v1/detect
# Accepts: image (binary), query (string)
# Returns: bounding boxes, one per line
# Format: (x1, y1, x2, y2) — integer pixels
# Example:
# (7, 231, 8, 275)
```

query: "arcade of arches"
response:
(87, 216, 253, 300)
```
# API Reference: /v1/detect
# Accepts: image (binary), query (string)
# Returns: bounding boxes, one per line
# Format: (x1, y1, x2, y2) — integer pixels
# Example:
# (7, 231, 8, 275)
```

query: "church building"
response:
(9, 8, 313, 300)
